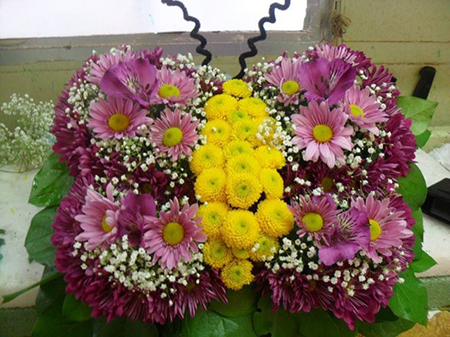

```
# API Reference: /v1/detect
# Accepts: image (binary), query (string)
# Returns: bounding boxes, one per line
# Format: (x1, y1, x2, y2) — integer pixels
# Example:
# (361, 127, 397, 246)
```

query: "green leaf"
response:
(63, 294, 93, 322)
(29, 153, 73, 207)
(412, 251, 437, 273)
(209, 285, 258, 318)
(359, 317, 415, 337)
(388, 269, 428, 326)
(2, 270, 61, 304)
(415, 129, 431, 148)
(397, 96, 437, 135)
(295, 309, 342, 337)
(32, 291, 93, 337)
(331, 316, 357, 337)
(411, 209, 424, 262)
(35, 269, 67, 315)
(93, 317, 159, 337)
(397, 164, 427, 211)
(25, 206, 57, 266)
(253, 296, 297, 337)
(182, 309, 256, 337)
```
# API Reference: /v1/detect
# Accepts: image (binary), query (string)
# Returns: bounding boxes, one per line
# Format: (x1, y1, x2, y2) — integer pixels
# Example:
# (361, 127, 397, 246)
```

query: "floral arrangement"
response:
(0, 94, 54, 172)
(4, 44, 438, 337)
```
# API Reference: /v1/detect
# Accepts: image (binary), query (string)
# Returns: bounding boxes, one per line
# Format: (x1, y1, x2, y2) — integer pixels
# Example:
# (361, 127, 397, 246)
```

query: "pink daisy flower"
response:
(155, 66, 198, 106)
(150, 108, 199, 160)
(87, 97, 151, 139)
(291, 101, 354, 168)
(75, 184, 120, 250)
(341, 86, 387, 135)
(143, 197, 206, 270)
(351, 194, 413, 264)
(264, 56, 303, 105)
(288, 195, 339, 245)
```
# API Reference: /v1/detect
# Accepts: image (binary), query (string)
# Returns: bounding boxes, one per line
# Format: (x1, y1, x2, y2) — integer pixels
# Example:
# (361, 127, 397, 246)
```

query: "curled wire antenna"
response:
(234, 0, 292, 79)
(161, 0, 212, 66)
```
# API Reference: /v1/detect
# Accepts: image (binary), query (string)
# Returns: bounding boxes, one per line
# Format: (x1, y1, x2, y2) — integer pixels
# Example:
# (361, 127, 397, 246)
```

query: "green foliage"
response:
(209, 285, 258, 317)
(397, 96, 437, 136)
(0, 228, 5, 261)
(29, 153, 73, 207)
(359, 308, 416, 337)
(412, 251, 437, 273)
(397, 164, 427, 211)
(0, 93, 55, 172)
(295, 309, 355, 337)
(253, 296, 297, 337)
(93, 317, 159, 337)
(388, 269, 428, 326)
(25, 206, 57, 266)
(63, 294, 93, 322)
(415, 130, 431, 148)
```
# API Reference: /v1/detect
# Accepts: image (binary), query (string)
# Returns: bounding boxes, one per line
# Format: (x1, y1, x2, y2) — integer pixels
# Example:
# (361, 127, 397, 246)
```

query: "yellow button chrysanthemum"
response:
(232, 247, 250, 260)
(221, 259, 254, 290)
(226, 154, 261, 176)
(250, 234, 279, 262)
(228, 110, 250, 124)
(197, 202, 229, 238)
(223, 141, 255, 160)
(203, 238, 233, 269)
(222, 79, 252, 99)
(254, 146, 286, 169)
(190, 144, 225, 176)
(259, 169, 284, 199)
(238, 97, 269, 118)
(222, 210, 260, 249)
(256, 199, 294, 237)
(194, 168, 227, 202)
(226, 173, 262, 209)
(232, 119, 259, 145)
(204, 94, 239, 120)
(201, 120, 231, 147)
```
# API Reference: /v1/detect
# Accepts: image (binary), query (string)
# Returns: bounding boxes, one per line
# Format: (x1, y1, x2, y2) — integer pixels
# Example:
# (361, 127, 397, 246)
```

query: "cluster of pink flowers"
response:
(50, 44, 416, 328)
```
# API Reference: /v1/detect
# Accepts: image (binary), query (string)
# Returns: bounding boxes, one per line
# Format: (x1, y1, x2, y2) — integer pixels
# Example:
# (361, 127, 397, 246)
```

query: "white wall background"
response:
(0, 0, 307, 39)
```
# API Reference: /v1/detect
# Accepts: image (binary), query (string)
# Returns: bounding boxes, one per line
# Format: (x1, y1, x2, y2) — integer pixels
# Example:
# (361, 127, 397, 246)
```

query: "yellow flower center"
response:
(281, 80, 300, 96)
(163, 222, 185, 245)
(101, 214, 113, 232)
(232, 247, 250, 259)
(321, 176, 333, 192)
(302, 212, 324, 232)
(158, 84, 181, 99)
(163, 127, 183, 147)
(349, 104, 365, 119)
(108, 113, 130, 132)
(312, 124, 333, 143)
(369, 219, 382, 241)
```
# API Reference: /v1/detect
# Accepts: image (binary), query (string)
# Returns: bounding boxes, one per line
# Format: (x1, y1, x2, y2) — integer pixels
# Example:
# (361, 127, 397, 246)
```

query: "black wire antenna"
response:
(234, 0, 292, 79)
(161, 0, 212, 66)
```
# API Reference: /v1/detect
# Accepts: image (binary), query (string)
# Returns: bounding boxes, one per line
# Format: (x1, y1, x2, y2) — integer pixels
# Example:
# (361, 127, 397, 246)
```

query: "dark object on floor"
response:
(423, 178, 450, 225)
(413, 66, 436, 99)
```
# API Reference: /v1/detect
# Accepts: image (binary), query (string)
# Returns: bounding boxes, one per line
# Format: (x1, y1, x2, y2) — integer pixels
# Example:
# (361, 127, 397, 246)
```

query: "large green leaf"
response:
(182, 309, 257, 337)
(35, 269, 66, 315)
(397, 164, 427, 211)
(411, 209, 424, 262)
(93, 317, 159, 337)
(2, 269, 61, 304)
(63, 294, 93, 322)
(412, 251, 437, 273)
(253, 296, 297, 337)
(359, 317, 415, 337)
(209, 285, 258, 318)
(397, 96, 437, 135)
(295, 309, 350, 337)
(29, 153, 73, 207)
(388, 269, 428, 326)
(25, 206, 57, 266)
(415, 129, 431, 148)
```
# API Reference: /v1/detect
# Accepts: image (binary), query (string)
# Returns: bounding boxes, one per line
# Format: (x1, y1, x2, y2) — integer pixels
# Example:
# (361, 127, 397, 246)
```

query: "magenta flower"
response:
(264, 56, 303, 105)
(155, 66, 198, 106)
(75, 185, 120, 250)
(299, 57, 356, 105)
(342, 86, 387, 135)
(289, 194, 338, 245)
(309, 44, 371, 69)
(87, 47, 134, 85)
(291, 101, 353, 168)
(143, 198, 206, 269)
(351, 194, 413, 263)
(101, 58, 158, 108)
(318, 208, 370, 266)
(87, 97, 151, 139)
(150, 108, 199, 160)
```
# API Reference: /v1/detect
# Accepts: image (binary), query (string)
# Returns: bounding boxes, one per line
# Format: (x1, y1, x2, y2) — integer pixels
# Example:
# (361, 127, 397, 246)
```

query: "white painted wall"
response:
(0, 0, 307, 39)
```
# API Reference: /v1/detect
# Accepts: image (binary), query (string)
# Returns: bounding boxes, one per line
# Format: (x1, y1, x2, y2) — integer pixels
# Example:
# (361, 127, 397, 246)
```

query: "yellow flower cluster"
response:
(193, 79, 291, 290)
